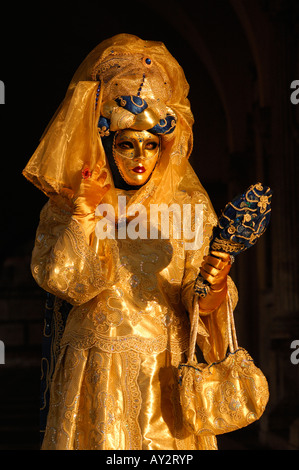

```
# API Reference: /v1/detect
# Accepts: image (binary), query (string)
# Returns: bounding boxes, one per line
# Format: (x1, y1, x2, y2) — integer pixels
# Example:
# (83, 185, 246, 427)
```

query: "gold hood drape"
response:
(22, 33, 209, 213)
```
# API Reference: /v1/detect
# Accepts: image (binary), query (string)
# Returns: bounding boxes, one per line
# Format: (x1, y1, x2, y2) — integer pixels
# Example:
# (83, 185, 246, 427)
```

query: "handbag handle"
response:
(227, 291, 238, 353)
(187, 291, 238, 363)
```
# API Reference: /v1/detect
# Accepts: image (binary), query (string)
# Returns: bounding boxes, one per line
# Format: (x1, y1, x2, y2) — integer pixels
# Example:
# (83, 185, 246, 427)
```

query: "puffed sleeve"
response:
(180, 193, 239, 363)
(31, 198, 117, 305)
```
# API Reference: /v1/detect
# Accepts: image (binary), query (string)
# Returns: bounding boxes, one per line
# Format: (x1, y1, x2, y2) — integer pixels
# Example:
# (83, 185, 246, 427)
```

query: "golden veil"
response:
(23, 33, 211, 214)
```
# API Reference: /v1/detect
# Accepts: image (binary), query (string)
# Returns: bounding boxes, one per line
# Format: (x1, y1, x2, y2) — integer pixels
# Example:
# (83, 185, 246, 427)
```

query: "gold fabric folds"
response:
(178, 294, 269, 436)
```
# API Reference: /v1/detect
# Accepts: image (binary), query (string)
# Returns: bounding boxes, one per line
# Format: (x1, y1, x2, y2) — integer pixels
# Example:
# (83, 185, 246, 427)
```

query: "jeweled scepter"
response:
(194, 182, 273, 297)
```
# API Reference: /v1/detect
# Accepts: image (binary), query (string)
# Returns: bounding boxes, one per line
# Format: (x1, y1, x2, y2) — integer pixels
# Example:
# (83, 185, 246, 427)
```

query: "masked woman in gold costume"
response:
(23, 34, 237, 450)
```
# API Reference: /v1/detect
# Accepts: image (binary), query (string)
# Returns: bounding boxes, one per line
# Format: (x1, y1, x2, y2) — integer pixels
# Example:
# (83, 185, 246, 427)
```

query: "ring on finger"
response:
(82, 167, 92, 179)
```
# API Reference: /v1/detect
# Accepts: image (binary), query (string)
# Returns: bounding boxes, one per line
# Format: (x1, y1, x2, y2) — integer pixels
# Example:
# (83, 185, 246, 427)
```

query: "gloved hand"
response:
(61, 162, 111, 242)
(197, 251, 232, 314)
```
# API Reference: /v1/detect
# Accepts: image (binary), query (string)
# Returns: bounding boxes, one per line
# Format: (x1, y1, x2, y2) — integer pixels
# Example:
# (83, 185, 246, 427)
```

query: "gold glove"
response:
(61, 163, 110, 242)
(197, 251, 232, 314)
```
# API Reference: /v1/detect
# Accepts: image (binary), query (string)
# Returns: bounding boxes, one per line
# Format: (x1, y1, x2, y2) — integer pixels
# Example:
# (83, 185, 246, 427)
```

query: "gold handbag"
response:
(178, 293, 269, 436)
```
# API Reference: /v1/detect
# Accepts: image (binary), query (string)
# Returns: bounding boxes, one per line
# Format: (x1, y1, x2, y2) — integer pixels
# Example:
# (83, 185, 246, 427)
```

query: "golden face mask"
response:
(113, 129, 160, 186)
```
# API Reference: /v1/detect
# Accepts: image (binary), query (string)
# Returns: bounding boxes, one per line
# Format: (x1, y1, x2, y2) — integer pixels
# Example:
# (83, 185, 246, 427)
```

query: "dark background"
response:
(0, 0, 298, 451)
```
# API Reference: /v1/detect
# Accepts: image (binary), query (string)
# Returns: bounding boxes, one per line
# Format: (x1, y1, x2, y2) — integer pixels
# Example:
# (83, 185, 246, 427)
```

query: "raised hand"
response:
(74, 163, 110, 214)
(62, 162, 111, 241)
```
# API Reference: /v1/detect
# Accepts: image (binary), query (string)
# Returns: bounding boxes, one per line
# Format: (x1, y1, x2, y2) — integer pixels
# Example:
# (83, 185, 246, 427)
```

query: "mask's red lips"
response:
(132, 166, 146, 173)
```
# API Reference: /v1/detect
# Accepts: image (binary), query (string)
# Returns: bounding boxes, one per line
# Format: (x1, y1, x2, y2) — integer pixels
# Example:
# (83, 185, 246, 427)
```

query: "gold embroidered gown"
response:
(23, 34, 238, 450)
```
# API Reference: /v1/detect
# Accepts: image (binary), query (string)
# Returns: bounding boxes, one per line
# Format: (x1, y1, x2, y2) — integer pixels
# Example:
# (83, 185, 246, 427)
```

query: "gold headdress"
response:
(23, 33, 208, 212)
